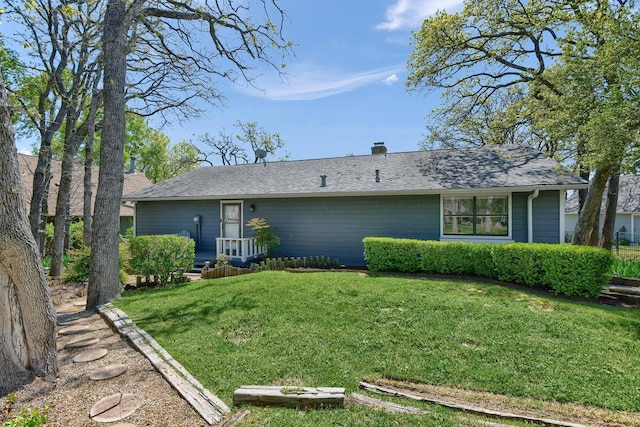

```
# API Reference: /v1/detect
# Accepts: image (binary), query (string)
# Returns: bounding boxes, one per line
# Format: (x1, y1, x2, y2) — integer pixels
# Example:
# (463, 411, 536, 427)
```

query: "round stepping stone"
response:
(65, 337, 100, 349)
(90, 393, 141, 423)
(59, 325, 93, 335)
(89, 364, 128, 381)
(73, 299, 87, 307)
(73, 348, 108, 363)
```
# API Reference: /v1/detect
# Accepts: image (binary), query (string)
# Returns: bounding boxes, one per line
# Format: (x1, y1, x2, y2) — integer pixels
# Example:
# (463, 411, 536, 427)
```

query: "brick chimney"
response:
(371, 142, 387, 155)
(127, 157, 136, 174)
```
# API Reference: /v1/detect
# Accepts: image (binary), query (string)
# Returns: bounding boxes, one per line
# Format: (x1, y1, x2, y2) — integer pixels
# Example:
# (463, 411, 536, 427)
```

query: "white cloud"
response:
(376, 0, 464, 30)
(238, 63, 406, 101)
(383, 74, 399, 85)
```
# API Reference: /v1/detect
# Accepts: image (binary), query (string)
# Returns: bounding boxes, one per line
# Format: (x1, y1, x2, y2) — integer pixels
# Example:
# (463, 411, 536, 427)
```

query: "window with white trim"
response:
(443, 195, 509, 236)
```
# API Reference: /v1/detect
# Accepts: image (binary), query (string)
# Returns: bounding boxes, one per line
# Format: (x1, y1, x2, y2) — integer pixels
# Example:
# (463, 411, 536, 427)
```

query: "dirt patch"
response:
(2, 279, 209, 427)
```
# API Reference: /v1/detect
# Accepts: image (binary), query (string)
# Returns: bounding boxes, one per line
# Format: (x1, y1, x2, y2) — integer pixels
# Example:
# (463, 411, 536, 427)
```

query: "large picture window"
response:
(443, 196, 509, 236)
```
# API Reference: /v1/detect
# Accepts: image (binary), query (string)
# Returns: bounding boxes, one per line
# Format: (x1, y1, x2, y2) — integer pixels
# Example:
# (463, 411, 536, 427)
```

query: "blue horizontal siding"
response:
(246, 195, 440, 267)
(135, 200, 219, 253)
(134, 191, 562, 267)
(533, 190, 560, 243)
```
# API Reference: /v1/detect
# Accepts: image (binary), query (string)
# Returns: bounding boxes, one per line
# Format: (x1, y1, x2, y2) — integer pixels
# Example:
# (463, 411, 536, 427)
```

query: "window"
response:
(443, 195, 509, 236)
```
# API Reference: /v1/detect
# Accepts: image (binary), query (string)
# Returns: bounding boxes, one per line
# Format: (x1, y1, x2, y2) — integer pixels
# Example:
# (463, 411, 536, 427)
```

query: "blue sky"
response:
(162, 0, 463, 162)
(10, 0, 464, 161)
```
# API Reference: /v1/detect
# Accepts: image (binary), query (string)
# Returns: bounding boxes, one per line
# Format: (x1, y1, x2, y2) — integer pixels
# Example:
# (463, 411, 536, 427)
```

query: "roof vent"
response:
(320, 175, 327, 187)
(371, 142, 387, 155)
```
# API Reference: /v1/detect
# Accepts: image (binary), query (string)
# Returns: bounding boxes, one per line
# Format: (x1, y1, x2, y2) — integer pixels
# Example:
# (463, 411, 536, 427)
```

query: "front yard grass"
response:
(114, 271, 640, 425)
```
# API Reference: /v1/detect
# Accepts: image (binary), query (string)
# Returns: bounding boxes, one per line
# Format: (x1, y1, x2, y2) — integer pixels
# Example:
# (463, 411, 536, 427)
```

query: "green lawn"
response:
(114, 271, 640, 425)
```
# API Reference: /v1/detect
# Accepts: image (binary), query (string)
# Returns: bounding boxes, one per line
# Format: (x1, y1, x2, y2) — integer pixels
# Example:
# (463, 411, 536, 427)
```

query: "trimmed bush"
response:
(62, 244, 129, 284)
(364, 238, 423, 272)
(363, 237, 614, 298)
(129, 235, 195, 286)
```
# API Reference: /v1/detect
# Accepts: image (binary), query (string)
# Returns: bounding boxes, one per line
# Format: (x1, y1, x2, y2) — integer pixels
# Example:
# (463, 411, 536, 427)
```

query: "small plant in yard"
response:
(215, 253, 231, 268)
(2, 394, 47, 427)
(2, 407, 48, 427)
(246, 217, 279, 255)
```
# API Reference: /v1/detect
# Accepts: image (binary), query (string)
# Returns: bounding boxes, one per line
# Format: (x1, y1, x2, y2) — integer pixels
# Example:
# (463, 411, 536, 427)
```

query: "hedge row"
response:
(363, 237, 614, 298)
(129, 235, 195, 286)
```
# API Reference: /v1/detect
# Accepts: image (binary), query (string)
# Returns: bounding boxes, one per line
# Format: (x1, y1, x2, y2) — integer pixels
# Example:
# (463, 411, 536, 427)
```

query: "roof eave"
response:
(123, 183, 587, 202)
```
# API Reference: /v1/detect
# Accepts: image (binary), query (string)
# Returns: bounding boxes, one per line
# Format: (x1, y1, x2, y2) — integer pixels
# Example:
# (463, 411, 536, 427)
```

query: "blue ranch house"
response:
(122, 143, 588, 268)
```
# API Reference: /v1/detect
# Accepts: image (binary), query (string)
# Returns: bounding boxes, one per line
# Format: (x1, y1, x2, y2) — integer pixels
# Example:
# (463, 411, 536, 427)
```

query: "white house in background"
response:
(565, 175, 640, 242)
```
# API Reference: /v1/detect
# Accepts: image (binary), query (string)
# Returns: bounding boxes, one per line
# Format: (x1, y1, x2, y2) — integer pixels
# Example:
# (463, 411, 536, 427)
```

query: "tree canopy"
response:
(407, 0, 640, 245)
(87, 0, 292, 309)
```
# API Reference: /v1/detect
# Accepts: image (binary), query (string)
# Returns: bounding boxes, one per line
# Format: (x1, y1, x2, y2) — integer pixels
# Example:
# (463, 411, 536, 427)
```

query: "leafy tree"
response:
(407, 0, 640, 246)
(4, 0, 104, 260)
(87, 0, 292, 310)
(198, 120, 287, 165)
(0, 40, 24, 93)
(124, 114, 200, 182)
(0, 69, 58, 395)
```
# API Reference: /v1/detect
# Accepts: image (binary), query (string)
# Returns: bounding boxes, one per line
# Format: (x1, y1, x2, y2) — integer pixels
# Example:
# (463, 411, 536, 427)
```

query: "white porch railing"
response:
(215, 237, 265, 263)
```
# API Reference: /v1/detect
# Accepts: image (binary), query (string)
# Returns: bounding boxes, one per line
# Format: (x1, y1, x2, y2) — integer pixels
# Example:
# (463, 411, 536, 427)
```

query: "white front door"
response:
(221, 202, 242, 239)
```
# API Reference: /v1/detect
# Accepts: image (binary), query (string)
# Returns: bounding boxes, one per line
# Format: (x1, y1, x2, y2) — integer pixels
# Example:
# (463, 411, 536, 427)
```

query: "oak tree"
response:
(0, 70, 58, 395)
(87, 0, 291, 309)
(407, 0, 640, 246)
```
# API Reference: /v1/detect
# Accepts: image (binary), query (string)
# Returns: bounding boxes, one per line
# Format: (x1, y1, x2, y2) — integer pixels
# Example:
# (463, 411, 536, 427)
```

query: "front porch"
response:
(215, 237, 265, 264)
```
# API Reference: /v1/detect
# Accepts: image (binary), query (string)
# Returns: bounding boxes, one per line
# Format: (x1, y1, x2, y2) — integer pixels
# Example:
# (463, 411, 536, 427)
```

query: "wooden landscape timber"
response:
(359, 381, 588, 427)
(233, 385, 345, 409)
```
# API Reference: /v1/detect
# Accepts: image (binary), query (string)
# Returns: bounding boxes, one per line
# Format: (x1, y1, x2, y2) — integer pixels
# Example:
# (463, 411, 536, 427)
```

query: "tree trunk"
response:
(83, 137, 94, 247)
(599, 169, 620, 250)
(0, 72, 58, 394)
(87, 0, 130, 310)
(572, 168, 611, 245)
(49, 145, 76, 276)
(28, 146, 52, 249)
(50, 112, 84, 277)
(38, 177, 51, 256)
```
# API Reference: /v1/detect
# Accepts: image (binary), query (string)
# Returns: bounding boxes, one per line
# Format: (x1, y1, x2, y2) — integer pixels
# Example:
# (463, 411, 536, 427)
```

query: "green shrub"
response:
(44, 221, 84, 255)
(129, 235, 195, 286)
(2, 407, 48, 427)
(364, 237, 614, 298)
(62, 247, 91, 283)
(492, 243, 613, 297)
(62, 244, 129, 284)
(364, 238, 422, 272)
(618, 237, 631, 246)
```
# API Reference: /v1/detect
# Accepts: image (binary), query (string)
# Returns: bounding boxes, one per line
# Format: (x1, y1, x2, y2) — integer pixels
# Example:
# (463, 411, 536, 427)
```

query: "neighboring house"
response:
(19, 154, 152, 235)
(565, 175, 640, 243)
(123, 143, 588, 267)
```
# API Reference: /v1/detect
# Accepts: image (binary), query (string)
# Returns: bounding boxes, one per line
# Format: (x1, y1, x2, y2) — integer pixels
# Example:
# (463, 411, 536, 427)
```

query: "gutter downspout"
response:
(528, 189, 540, 243)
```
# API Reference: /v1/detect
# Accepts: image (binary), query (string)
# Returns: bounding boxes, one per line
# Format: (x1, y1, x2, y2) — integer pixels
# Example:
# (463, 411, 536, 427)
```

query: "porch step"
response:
(192, 258, 212, 273)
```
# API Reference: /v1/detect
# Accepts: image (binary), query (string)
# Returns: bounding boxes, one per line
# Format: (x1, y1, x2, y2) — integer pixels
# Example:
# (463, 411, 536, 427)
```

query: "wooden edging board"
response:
(359, 381, 588, 427)
(99, 304, 230, 425)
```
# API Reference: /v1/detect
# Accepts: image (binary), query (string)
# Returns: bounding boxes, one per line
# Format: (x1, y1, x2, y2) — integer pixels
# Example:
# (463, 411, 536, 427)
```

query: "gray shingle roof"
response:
(123, 145, 588, 201)
(565, 175, 640, 213)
